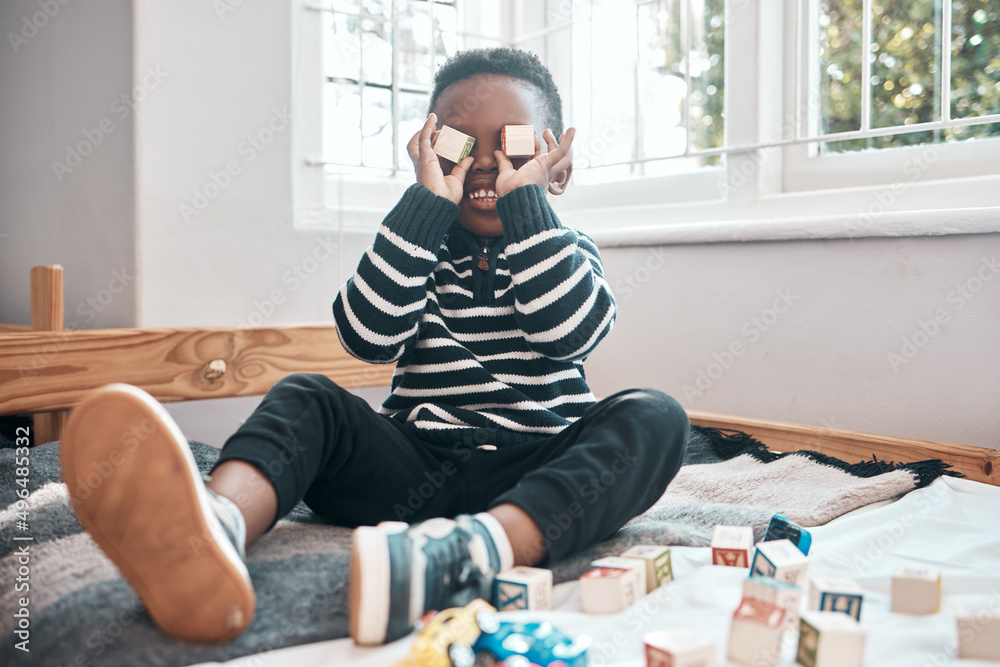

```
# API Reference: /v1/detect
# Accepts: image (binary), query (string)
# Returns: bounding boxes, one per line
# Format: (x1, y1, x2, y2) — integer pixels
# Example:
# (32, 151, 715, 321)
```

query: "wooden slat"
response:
(30, 265, 67, 444)
(0, 324, 395, 415)
(31, 265, 64, 331)
(0, 323, 31, 332)
(689, 410, 999, 486)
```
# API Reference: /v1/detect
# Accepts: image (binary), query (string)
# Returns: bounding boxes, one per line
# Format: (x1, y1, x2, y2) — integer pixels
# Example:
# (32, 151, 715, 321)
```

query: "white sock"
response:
(474, 512, 515, 572)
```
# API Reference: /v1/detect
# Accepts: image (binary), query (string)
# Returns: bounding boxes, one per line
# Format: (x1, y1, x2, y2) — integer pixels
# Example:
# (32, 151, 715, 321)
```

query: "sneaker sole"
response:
(61, 383, 255, 643)
(349, 524, 393, 645)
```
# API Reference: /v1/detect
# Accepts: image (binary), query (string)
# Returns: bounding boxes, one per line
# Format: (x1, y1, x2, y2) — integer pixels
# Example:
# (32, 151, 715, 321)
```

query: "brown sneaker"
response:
(61, 383, 255, 643)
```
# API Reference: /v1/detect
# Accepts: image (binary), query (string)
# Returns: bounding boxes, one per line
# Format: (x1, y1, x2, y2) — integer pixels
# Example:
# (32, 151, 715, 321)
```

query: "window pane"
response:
(361, 87, 393, 169)
(820, 1, 998, 153)
(324, 82, 362, 165)
(868, 0, 938, 147)
(947, 0, 1000, 142)
(586, 0, 636, 170)
(398, 92, 430, 170)
(363, 0, 391, 21)
(326, 13, 362, 80)
(638, 0, 685, 161)
(399, 1, 435, 89)
(362, 16, 392, 86)
(818, 0, 864, 151)
(690, 0, 725, 162)
(435, 2, 459, 66)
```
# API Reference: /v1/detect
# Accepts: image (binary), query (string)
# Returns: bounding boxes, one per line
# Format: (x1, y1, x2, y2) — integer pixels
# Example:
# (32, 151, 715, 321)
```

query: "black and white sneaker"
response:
(349, 515, 505, 645)
(61, 383, 255, 642)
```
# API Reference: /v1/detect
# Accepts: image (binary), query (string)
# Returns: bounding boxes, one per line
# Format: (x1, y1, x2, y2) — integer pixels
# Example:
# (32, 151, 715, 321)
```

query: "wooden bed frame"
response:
(2, 265, 997, 486)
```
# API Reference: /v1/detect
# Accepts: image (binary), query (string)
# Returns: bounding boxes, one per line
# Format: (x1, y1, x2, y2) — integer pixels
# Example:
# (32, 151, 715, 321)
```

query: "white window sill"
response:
(583, 206, 1000, 247)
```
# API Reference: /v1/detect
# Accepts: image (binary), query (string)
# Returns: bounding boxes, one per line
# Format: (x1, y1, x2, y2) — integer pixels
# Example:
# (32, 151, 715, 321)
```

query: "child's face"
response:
(431, 74, 553, 237)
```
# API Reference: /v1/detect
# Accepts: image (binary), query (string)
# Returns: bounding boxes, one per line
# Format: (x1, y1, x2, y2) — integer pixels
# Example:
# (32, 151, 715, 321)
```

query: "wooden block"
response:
(711, 526, 754, 568)
(750, 539, 809, 585)
(501, 124, 535, 156)
(891, 565, 941, 615)
(592, 556, 647, 596)
(621, 544, 673, 592)
(808, 576, 864, 621)
(580, 566, 641, 614)
(643, 628, 715, 667)
(433, 125, 475, 162)
(494, 566, 552, 611)
(956, 602, 1000, 660)
(743, 575, 802, 630)
(726, 597, 786, 667)
(796, 611, 865, 667)
(764, 515, 811, 555)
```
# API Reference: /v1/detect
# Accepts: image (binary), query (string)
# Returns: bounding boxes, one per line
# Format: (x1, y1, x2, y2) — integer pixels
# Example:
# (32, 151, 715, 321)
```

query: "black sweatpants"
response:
(213, 373, 689, 562)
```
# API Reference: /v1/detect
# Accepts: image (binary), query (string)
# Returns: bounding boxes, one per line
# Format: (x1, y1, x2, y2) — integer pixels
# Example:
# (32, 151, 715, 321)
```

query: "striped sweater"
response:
(333, 183, 616, 446)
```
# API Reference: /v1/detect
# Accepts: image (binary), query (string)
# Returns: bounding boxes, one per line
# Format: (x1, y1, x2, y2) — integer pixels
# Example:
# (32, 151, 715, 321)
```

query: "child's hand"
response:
(407, 113, 474, 205)
(494, 127, 575, 198)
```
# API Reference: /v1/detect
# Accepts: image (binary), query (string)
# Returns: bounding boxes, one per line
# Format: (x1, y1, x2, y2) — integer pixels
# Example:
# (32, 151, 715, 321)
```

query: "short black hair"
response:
(429, 47, 564, 135)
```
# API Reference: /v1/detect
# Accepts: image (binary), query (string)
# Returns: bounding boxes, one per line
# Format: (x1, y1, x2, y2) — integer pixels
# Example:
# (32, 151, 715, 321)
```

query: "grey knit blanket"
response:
(0, 427, 956, 667)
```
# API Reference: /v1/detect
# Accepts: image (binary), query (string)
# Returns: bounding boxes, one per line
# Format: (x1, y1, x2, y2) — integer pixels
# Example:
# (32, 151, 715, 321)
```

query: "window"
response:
(815, 0, 1000, 153)
(313, 0, 507, 175)
(293, 0, 1000, 238)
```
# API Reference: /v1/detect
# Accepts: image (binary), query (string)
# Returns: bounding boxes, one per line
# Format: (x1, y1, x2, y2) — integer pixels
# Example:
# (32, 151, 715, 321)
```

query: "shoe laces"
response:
(423, 528, 489, 611)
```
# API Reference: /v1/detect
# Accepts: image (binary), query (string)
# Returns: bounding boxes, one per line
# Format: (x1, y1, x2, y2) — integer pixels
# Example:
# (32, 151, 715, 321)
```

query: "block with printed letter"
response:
(493, 566, 553, 611)
(591, 556, 647, 597)
(643, 628, 715, 667)
(956, 602, 1000, 660)
(808, 576, 864, 621)
(580, 565, 641, 614)
(501, 124, 535, 156)
(796, 611, 866, 667)
(891, 565, 941, 615)
(432, 125, 476, 162)
(750, 539, 809, 586)
(764, 514, 811, 555)
(743, 575, 802, 630)
(621, 544, 673, 592)
(711, 526, 754, 568)
(726, 597, 786, 667)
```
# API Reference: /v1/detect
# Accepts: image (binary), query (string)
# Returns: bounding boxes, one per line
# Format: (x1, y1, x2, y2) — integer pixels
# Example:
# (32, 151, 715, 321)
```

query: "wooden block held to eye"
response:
(433, 125, 476, 162)
(501, 124, 535, 156)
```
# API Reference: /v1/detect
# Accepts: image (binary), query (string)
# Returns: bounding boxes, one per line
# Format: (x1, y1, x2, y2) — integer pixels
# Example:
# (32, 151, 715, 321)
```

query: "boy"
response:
(61, 48, 689, 647)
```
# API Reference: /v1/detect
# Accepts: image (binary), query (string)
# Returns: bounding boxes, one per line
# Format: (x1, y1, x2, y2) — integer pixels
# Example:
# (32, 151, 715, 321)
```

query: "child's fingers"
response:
(448, 155, 474, 182)
(542, 128, 558, 154)
(494, 150, 514, 174)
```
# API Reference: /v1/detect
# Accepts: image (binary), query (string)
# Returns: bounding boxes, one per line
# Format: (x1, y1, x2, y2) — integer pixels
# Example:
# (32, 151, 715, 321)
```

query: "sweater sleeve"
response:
(497, 184, 617, 362)
(333, 183, 458, 364)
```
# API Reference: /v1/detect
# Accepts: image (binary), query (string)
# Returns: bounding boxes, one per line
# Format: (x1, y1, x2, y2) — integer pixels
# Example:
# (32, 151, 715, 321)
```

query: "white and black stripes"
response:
(333, 183, 616, 440)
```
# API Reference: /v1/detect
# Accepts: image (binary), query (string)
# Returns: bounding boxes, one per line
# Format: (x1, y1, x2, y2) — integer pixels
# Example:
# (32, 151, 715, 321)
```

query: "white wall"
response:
(588, 233, 1000, 449)
(0, 0, 137, 329)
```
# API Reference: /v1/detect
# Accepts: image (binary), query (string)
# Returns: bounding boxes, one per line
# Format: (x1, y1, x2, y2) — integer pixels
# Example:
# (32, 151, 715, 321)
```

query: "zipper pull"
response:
(478, 246, 489, 270)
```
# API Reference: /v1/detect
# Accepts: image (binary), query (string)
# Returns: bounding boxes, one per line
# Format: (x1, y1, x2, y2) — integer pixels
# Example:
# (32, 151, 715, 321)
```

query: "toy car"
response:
(472, 620, 590, 667)
(396, 599, 500, 667)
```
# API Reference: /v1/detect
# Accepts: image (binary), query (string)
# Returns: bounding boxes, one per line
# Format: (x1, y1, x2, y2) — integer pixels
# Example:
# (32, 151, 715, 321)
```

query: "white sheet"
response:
(192, 477, 1000, 666)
